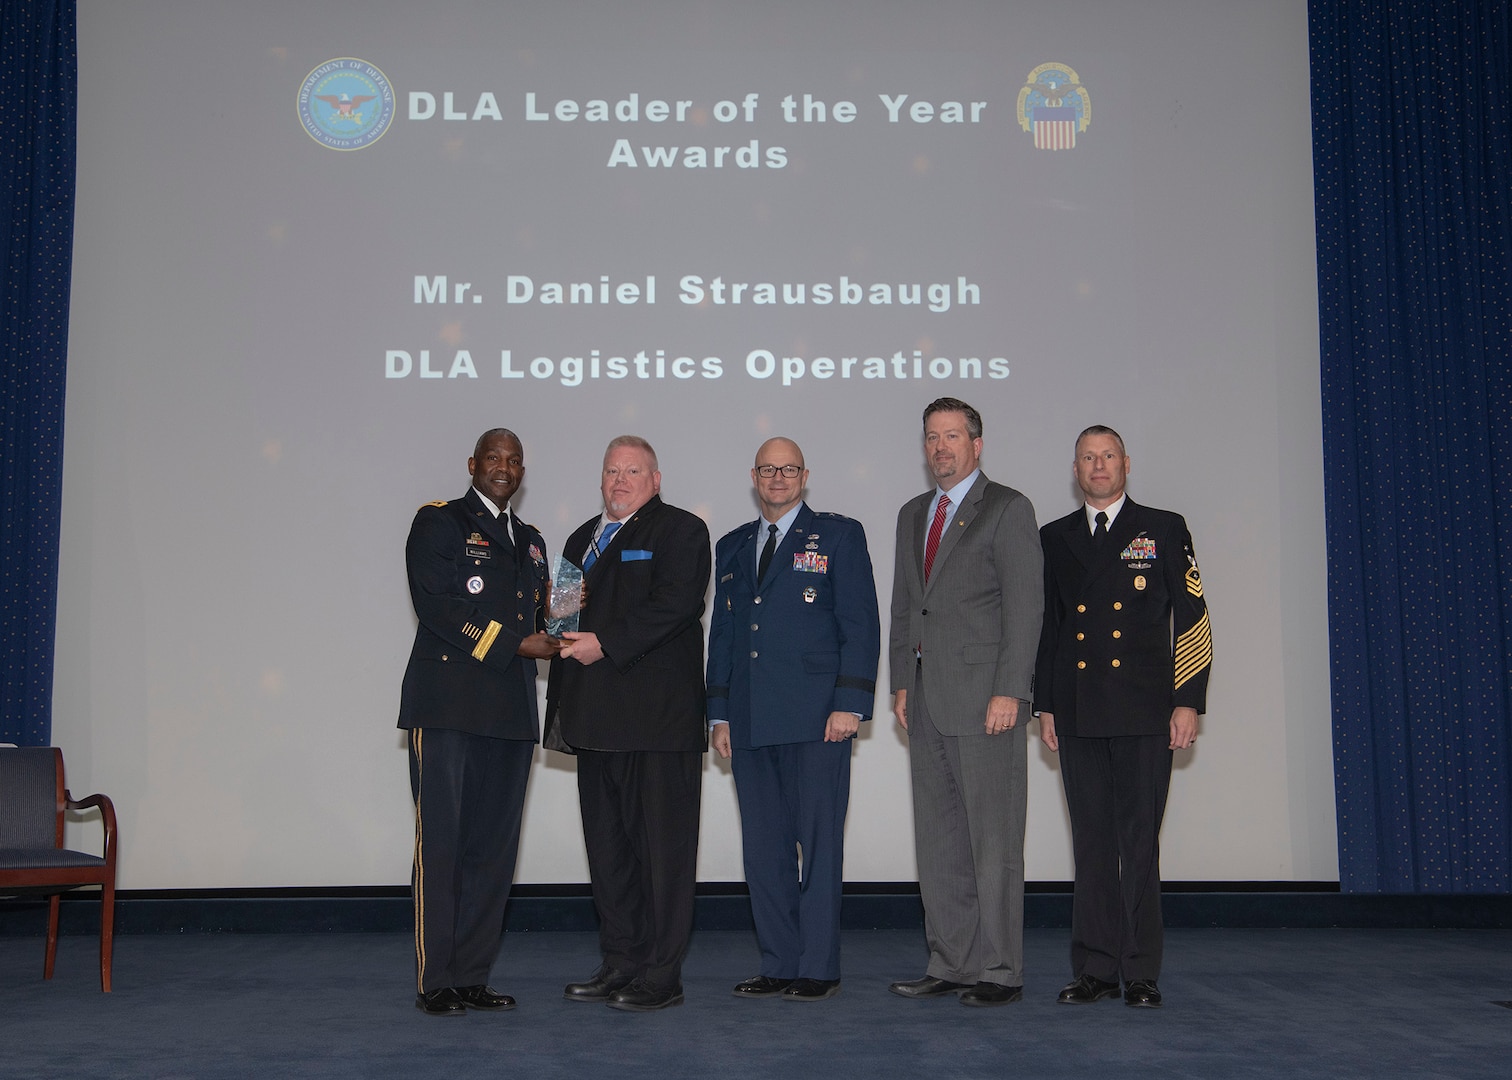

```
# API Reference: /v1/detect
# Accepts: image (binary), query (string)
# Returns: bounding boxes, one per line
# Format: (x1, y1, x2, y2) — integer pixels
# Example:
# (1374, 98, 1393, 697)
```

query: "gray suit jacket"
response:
(889, 472, 1043, 734)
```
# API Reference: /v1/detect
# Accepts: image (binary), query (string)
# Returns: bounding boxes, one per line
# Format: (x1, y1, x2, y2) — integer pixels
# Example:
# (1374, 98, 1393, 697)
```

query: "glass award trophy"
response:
(546, 556, 584, 637)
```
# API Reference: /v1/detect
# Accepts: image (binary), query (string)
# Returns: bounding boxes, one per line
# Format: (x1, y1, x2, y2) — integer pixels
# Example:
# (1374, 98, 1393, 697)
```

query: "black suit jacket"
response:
(397, 488, 549, 741)
(1033, 498, 1211, 738)
(547, 495, 711, 752)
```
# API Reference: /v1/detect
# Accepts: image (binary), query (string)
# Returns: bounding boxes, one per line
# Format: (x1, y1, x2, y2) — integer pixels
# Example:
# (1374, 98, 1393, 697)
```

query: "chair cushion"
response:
(0, 848, 107, 870)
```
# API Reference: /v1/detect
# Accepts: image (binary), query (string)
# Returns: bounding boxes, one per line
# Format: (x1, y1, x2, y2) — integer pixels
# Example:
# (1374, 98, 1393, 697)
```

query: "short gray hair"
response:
(604, 434, 658, 471)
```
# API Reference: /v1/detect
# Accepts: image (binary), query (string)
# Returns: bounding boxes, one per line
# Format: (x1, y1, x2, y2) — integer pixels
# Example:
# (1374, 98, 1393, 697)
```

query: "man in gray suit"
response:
(888, 397, 1043, 1007)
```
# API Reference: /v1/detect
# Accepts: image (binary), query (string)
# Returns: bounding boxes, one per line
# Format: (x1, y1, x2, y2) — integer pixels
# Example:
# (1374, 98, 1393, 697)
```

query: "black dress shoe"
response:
(454, 984, 516, 1010)
(564, 967, 636, 1002)
(733, 975, 794, 998)
(783, 978, 841, 1001)
(959, 982, 1023, 1007)
(606, 979, 684, 1012)
(1123, 979, 1163, 1008)
(415, 987, 466, 1016)
(1057, 974, 1122, 1005)
(888, 975, 972, 998)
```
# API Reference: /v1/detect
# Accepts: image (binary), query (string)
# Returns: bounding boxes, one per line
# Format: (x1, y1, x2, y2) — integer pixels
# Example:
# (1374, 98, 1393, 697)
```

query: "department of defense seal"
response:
(297, 58, 395, 151)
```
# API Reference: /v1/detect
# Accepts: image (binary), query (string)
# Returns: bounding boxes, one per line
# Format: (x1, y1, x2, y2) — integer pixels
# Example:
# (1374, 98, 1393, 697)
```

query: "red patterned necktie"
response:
(923, 494, 951, 583)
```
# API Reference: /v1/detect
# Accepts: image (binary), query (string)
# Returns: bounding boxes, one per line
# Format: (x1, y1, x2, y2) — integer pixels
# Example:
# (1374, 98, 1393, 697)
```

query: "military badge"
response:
(802, 587, 817, 604)
(793, 552, 829, 574)
(466, 576, 484, 594)
(1134, 575, 1147, 591)
(1185, 559, 1204, 598)
(529, 544, 544, 565)
(1121, 536, 1158, 560)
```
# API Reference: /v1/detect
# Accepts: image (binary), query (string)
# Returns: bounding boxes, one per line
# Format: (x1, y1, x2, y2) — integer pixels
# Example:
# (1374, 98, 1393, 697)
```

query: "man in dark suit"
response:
(397, 428, 559, 1016)
(888, 398, 1043, 1007)
(707, 437, 880, 1003)
(551, 435, 711, 1012)
(1034, 425, 1211, 1009)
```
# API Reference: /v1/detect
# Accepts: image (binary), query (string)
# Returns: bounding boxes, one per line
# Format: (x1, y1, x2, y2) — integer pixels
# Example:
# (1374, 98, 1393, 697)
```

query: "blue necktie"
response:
(584, 521, 621, 570)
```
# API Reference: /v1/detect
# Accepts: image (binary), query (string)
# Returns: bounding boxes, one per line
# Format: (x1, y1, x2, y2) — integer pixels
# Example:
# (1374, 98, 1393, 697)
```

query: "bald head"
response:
(752, 437, 808, 521)
(755, 437, 804, 468)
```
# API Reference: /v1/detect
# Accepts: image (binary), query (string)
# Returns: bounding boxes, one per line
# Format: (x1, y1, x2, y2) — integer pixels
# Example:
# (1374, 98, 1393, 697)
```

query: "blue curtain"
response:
(1, 0, 75, 746)
(1312, 0, 1512, 891)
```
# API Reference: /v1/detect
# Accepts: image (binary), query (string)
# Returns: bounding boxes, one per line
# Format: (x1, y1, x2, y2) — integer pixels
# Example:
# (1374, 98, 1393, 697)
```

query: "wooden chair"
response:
(0, 747, 118, 991)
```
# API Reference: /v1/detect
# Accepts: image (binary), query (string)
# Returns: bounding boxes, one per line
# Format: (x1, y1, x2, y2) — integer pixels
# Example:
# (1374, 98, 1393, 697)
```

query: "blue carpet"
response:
(3, 928, 1510, 1078)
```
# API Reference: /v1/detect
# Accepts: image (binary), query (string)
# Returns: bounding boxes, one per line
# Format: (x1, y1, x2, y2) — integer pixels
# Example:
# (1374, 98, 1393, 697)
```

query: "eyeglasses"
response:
(755, 464, 803, 478)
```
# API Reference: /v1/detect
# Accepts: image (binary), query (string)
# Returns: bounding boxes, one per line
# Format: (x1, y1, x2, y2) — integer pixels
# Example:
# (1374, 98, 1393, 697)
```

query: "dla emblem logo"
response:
(297, 58, 395, 151)
(1016, 62, 1090, 151)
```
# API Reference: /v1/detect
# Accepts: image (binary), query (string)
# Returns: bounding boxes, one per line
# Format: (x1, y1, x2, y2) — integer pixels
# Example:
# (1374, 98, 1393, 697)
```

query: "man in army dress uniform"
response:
(397, 428, 559, 1016)
(1034, 425, 1212, 1009)
(707, 437, 880, 1002)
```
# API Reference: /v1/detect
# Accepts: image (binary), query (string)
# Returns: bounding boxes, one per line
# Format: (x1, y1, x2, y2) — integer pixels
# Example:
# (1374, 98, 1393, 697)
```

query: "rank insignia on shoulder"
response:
(423, 500, 448, 509)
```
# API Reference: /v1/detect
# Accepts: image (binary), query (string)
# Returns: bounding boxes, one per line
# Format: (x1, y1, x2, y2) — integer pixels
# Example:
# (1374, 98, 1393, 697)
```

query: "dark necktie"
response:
(924, 495, 951, 582)
(498, 511, 516, 554)
(1093, 510, 1109, 544)
(584, 520, 621, 570)
(757, 523, 778, 584)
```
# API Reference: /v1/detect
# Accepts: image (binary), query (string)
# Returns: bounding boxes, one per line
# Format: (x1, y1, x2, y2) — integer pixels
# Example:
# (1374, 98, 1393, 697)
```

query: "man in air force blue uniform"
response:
(707, 437, 881, 1002)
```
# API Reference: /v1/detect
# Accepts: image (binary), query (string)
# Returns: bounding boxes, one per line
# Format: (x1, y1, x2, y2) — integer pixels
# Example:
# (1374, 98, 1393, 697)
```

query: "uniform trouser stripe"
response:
(411, 729, 426, 991)
(409, 727, 533, 993)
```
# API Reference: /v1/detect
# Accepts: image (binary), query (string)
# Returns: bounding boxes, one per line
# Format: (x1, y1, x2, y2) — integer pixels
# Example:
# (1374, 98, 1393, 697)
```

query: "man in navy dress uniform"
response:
(1034, 425, 1212, 1009)
(707, 437, 881, 1002)
(397, 428, 559, 1016)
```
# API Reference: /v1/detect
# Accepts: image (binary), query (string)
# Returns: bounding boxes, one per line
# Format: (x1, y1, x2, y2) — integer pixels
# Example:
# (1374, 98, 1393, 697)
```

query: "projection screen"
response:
(56, 0, 1334, 888)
